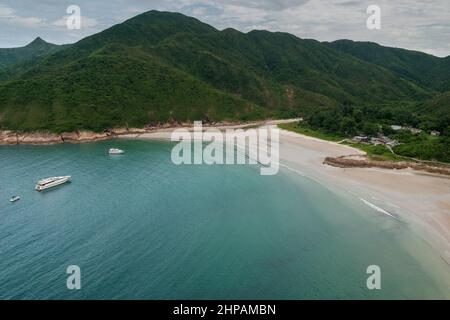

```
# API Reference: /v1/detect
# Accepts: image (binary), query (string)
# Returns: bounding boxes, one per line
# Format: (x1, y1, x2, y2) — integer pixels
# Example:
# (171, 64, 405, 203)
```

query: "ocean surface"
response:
(0, 140, 449, 299)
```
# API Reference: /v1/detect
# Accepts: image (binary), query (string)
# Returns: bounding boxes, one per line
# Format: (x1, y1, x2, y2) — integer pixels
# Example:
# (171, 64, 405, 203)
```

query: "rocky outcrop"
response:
(60, 131, 110, 143)
(60, 132, 80, 142)
(324, 156, 450, 176)
(77, 131, 110, 142)
(112, 127, 147, 135)
(0, 131, 18, 145)
(0, 120, 296, 145)
(17, 132, 63, 145)
(0, 131, 63, 145)
(0, 128, 155, 145)
(0, 130, 112, 145)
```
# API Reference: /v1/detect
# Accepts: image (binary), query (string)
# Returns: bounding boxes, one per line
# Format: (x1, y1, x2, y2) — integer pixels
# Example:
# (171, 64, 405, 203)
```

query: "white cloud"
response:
(173, 0, 450, 56)
(0, 0, 449, 56)
(52, 17, 67, 27)
(52, 16, 98, 29)
(1, 3, 98, 32)
(0, 4, 15, 18)
(9, 16, 45, 27)
(191, 6, 207, 16)
(0, 4, 45, 27)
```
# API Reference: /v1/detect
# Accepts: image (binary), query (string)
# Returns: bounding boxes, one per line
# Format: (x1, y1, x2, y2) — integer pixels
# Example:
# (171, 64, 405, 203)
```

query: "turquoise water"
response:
(0, 140, 449, 299)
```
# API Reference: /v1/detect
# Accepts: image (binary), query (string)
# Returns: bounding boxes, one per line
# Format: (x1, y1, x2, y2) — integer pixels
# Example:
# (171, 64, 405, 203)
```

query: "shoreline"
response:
(276, 128, 450, 267)
(0, 119, 301, 146)
(2, 120, 449, 267)
(125, 124, 450, 267)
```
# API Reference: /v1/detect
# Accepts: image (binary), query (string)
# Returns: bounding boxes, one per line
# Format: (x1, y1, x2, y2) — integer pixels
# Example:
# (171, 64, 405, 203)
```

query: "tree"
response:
(340, 116, 357, 135)
(362, 122, 379, 136)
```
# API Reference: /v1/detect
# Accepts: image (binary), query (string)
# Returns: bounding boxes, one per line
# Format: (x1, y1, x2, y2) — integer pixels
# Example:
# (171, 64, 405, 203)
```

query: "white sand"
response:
(120, 122, 450, 264)
(277, 128, 450, 264)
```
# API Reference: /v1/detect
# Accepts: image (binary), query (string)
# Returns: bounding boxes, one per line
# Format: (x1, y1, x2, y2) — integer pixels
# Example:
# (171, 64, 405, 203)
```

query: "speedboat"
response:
(35, 176, 71, 191)
(109, 148, 125, 155)
(10, 196, 20, 202)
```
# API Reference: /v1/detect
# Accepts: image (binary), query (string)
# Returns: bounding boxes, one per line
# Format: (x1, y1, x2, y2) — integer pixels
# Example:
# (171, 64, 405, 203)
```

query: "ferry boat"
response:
(35, 176, 71, 191)
(109, 148, 125, 155)
(10, 196, 20, 202)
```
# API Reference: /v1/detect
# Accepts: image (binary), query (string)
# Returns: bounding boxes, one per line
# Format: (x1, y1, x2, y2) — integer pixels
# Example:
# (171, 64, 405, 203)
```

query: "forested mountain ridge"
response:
(0, 10, 447, 134)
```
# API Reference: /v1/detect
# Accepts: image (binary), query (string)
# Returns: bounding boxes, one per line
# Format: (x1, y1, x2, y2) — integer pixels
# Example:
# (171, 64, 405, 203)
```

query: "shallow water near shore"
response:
(0, 140, 449, 299)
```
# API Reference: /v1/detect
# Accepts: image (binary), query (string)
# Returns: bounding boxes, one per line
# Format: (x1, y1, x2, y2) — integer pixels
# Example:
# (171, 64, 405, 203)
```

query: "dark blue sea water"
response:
(0, 140, 449, 299)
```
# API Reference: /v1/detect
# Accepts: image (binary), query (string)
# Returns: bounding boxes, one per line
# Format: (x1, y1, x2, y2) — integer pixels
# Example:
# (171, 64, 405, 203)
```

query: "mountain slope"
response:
(153, 29, 428, 107)
(426, 56, 450, 92)
(0, 37, 69, 81)
(0, 43, 265, 132)
(0, 37, 64, 70)
(0, 11, 441, 132)
(422, 90, 450, 119)
(328, 40, 449, 92)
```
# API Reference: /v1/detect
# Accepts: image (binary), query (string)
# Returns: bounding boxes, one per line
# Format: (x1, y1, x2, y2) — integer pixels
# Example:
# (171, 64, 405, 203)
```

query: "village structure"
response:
(351, 125, 441, 147)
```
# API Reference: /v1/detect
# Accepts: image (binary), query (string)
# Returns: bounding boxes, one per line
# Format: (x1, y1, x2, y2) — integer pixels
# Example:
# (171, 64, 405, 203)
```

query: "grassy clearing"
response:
(342, 142, 404, 162)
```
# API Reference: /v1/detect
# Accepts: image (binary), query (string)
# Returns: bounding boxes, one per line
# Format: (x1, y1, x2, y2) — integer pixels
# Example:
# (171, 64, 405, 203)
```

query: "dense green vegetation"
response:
(0, 10, 448, 162)
(0, 37, 68, 72)
(391, 132, 450, 163)
(281, 106, 449, 163)
(0, 43, 267, 132)
(296, 102, 450, 136)
(0, 11, 438, 132)
(280, 121, 449, 163)
(328, 40, 449, 91)
(278, 123, 344, 142)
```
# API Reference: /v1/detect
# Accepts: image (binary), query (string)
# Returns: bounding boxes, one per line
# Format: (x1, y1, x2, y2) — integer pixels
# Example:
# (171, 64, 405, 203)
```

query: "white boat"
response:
(10, 196, 20, 202)
(35, 176, 71, 191)
(109, 148, 124, 155)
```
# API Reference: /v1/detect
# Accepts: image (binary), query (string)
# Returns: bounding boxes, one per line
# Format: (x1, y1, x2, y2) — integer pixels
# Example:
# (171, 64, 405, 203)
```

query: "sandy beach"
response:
(119, 122, 450, 266)
(277, 128, 450, 266)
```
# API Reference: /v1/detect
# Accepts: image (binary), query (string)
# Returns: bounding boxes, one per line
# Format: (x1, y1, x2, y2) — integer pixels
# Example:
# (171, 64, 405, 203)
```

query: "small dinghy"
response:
(109, 148, 125, 155)
(10, 196, 20, 203)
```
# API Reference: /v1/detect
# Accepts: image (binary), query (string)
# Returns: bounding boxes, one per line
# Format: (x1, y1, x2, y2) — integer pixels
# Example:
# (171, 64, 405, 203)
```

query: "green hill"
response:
(426, 57, 450, 92)
(0, 37, 69, 81)
(422, 91, 450, 120)
(0, 10, 445, 133)
(328, 39, 450, 92)
(0, 43, 267, 132)
(0, 37, 64, 69)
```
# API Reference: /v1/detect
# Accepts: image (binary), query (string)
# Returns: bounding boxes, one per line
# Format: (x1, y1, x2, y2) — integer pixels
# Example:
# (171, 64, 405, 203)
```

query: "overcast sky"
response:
(1, 0, 449, 57)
